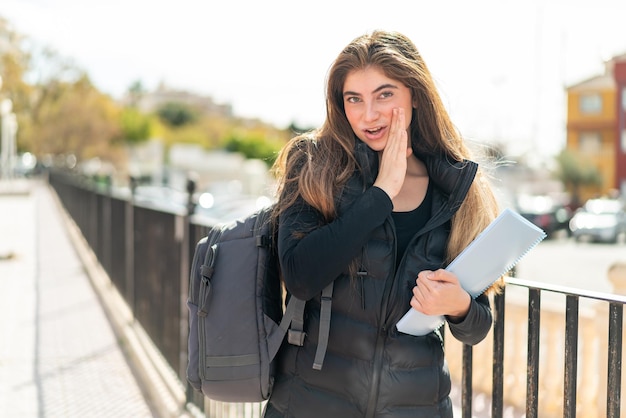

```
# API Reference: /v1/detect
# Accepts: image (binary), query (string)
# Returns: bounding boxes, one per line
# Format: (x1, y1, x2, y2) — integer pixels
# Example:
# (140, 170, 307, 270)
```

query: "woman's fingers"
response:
(373, 108, 408, 199)
(389, 108, 406, 156)
(412, 269, 471, 317)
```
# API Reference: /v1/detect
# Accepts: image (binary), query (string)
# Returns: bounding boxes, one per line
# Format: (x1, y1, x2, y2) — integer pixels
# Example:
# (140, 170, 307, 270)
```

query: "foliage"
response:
(0, 14, 290, 173)
(0, 17, 33, 137)
(126, 79, 145, 107)
(158, 122, 215, 146)
(199, 116, 238, 149)
(554, 149, 603, 206)
(29, 75, 122, 161)
(1, 51, 32, 113)
(120, 107, 153, 144)
(156, 101, 198, 127)
(1, 17, 124, 163)
(224, 133, 282, 166)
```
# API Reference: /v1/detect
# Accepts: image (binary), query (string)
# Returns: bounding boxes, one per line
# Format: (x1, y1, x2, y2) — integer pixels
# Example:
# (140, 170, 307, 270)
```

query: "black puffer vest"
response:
(265, 143, 480, 418)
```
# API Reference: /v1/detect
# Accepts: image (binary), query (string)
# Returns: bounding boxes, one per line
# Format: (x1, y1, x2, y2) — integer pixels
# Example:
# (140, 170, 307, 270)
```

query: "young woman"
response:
(266, 30, 501, 418)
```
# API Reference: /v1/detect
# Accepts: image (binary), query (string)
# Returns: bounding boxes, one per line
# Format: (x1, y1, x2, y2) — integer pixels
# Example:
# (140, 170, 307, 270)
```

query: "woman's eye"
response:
(380, 91, 393, 99)
(346, 96, 361, 104)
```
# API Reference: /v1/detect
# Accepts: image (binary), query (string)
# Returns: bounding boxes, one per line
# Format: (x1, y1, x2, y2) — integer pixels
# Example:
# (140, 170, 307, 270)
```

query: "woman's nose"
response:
(363, 102, 380, 122)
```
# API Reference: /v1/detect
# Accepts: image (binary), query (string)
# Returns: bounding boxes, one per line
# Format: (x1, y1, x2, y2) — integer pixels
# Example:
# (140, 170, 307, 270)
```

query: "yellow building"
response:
(566, 56, 622, 203)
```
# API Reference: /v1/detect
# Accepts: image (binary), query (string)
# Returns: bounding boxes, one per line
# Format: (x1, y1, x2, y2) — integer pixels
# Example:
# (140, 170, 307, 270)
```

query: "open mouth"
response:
(365, 127, 384, 135)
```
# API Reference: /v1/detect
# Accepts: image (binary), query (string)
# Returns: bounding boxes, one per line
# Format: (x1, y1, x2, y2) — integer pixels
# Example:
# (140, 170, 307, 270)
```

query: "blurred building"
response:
(566, 53, 626, 201)
(167, 143, 273, 197)
(130, 82, 233, 118)
(615, 56, 626, 197)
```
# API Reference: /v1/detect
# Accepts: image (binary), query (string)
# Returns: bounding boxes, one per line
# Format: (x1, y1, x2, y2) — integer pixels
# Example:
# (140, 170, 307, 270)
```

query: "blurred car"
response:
(516, 195, 572, 238)
(569, 198, 626, 243)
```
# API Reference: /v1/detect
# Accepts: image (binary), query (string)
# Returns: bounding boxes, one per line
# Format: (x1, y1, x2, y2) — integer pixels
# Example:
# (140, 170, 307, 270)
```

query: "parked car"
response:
(516, 195, 572, 238)
(569, 198, 626, 243)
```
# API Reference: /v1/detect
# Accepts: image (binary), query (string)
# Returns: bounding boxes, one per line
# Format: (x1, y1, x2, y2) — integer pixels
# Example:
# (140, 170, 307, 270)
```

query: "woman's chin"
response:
(361, 138, 387, 152)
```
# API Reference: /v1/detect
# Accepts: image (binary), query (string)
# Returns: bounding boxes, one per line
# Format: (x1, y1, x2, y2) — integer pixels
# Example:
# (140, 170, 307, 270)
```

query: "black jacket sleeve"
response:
(445, 292, 493, 345)
(278, 186, 393, 301)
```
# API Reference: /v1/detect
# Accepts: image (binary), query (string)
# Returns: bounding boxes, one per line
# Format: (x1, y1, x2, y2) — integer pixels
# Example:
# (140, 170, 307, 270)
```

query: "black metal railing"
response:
(496, 277, 626, 418)
(48, 170, 625, 418)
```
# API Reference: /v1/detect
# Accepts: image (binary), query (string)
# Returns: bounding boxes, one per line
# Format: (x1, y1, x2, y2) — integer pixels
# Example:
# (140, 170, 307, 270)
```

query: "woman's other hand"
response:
(410, 269, 471, 320)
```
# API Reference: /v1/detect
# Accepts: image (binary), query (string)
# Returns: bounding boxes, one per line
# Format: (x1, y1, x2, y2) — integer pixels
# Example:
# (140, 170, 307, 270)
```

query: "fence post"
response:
(492, 290, 505, 417)
(608, 261, 626, 416)
(126, 176, 136, 316)
(180, 175, 196, 407)
(102, 174, 112, 275)
(526, 288, 541, 418)
(563, 295, 579, 418)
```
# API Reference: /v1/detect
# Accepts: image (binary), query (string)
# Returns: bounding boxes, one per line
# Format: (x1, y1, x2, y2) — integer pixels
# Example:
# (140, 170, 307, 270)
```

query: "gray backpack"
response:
(186, 206, 333, 402)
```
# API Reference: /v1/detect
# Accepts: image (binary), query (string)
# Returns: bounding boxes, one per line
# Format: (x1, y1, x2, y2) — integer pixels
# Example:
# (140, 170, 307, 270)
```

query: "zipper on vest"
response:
(365, 217, 397, 417)
(366, 323, 388, 418)
(357, 248, 368, 310)
(357, 271, 367, 310)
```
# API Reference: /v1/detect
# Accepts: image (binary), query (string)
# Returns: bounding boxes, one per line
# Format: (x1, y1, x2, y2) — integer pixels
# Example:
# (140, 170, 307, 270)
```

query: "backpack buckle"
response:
(287, 330, 306, 346)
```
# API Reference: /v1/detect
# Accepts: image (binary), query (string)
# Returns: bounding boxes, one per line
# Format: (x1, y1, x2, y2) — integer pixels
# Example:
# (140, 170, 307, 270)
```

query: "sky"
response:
(2, 0, 626, 162)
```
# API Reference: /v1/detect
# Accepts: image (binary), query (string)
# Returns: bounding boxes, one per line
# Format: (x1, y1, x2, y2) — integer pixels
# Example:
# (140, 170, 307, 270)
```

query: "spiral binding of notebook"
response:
(396, 208, 547, 336)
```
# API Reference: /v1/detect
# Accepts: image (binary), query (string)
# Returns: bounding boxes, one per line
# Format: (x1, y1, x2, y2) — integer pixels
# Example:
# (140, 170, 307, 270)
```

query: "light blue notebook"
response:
(396, 208, 546, 336)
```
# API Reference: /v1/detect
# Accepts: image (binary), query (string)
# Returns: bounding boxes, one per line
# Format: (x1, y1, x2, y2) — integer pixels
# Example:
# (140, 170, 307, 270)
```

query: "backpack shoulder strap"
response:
(267, 282, 335, 370)
(313, 282, 333, 370)
(260, 205, 335, 370)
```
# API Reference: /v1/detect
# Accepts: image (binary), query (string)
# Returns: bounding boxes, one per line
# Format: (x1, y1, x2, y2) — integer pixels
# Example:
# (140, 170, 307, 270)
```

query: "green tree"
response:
(224, 133, 281, 166)
(156, 102, 197, 127)
(126, 79, 145, 108)
(1, 17, 124, 162)
(554, 149, 602, 207)
(32, 75, 122, 162)
(120, 107, 152, 144)
(1, 14, 291, 171)
(0, 16, 35, 151)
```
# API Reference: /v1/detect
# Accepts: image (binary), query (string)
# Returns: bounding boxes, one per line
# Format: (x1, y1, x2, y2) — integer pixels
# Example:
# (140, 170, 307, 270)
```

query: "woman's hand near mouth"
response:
(373, 108, 412, 200)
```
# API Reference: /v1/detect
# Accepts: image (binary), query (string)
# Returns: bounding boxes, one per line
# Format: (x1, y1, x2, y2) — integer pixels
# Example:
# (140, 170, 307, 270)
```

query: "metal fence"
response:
(48, 170, 625, 418)
(465, 278, 626, 418)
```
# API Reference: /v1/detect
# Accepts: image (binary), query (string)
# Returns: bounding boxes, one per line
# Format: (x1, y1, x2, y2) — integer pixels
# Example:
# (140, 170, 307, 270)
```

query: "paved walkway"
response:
(0, 179, 171, 418)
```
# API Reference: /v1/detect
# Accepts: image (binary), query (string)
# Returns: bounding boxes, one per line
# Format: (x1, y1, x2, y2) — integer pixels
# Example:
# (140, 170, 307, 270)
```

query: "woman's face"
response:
(343, 66, 413, 152)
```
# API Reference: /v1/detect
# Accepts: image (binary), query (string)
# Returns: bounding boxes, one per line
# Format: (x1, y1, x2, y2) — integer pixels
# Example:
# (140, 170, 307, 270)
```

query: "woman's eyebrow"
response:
(373, 84, 398, 93)
(343, 89, 360, 97)
(343, 83, 398, 97)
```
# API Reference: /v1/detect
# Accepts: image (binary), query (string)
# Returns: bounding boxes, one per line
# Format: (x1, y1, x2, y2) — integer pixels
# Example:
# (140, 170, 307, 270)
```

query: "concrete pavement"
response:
(0, 179, 187, 418)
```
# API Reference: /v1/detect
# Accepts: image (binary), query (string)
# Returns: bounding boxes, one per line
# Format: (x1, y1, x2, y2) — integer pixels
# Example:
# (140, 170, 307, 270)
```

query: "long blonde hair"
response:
(273, 30, 502, 292)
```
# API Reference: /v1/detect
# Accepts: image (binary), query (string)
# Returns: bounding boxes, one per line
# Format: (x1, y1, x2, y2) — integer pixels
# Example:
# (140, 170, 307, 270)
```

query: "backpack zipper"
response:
(197, 244, 217, 379)
(198, 244, 217, 317)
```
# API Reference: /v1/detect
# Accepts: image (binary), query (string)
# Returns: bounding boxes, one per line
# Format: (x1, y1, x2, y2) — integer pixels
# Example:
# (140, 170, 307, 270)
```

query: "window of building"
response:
(579, 93, 602, 114)
(622, 87, 626, 111)
(622, 129, 626, 153)
(579, 132, 601, 153)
